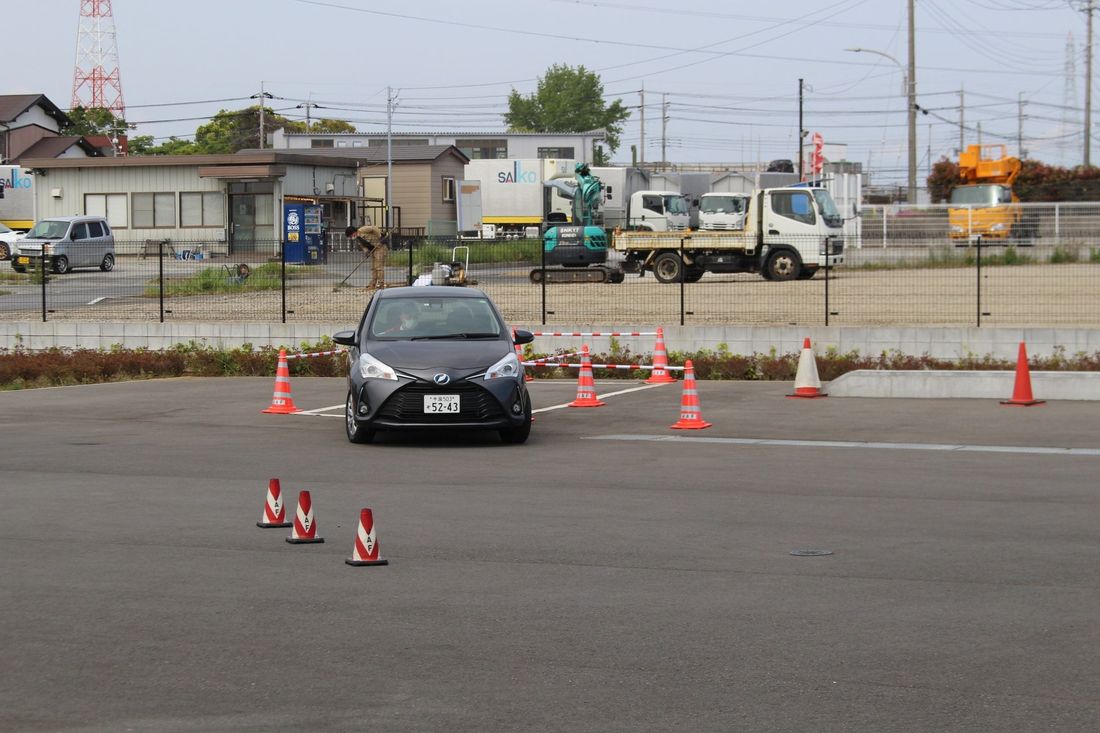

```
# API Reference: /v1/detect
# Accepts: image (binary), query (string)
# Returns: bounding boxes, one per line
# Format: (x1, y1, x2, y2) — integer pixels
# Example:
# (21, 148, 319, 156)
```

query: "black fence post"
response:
(407, 237, 414, 286)
(158, 239, 165, 323)
(824, 236, 830, 327)
(281, 239, 287, 324)
(679, 237, 685, 327)
(40, 254, 47, 323)
(976, 235, 982, 328)
(540, 237, 547, 326)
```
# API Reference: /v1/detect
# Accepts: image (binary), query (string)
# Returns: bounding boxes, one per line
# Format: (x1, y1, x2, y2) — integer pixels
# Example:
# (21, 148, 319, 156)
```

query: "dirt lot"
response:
(8, 262, 1100, 327)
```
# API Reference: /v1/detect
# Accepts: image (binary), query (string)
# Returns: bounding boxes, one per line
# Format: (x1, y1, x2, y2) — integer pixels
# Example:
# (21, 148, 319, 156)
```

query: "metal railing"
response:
(2, 230, 1099, 327)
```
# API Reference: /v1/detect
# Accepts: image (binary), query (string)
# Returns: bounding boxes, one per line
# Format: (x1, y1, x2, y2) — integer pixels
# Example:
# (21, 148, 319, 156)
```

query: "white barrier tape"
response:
(522, 361, 685, 372)
(524, 352, 581, 365)
(531, 331, 657, 337)
(285, 348, 348, 360)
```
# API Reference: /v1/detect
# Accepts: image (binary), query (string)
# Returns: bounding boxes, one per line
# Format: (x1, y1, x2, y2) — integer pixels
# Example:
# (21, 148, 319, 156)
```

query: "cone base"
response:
(346, 557, 389, 566)
(786, 391, 828, 399)
(286, 537, 325, 544)
(670, 420, 712, 430)
(257, 521, 293, 528)
(262, 405, 302, 414)
(1000, 399, 1046, 407)
(569, 400, 606, 408)
(645, 374, 677, 384)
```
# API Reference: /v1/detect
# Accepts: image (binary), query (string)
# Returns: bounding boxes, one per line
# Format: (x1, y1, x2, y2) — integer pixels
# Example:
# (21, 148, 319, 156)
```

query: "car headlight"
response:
(990, 223, 1006, 231)
(950, 225, 963, 233)
(484, 352, 520, 380)
(358, 353, 397, 381)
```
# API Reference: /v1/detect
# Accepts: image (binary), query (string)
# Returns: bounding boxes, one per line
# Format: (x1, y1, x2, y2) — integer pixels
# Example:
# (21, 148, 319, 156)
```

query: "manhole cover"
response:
(790, 548, 833, 557)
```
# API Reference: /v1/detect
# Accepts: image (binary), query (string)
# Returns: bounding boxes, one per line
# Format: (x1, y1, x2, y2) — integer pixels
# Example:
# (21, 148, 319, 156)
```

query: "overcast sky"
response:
(7, 0, 1093, 185)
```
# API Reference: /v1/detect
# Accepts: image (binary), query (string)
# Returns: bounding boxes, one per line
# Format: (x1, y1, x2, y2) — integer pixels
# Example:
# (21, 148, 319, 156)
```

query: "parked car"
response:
(0, 222, 24, 261)
(333, 286, 534, 444)
(10, 215, 115, 274)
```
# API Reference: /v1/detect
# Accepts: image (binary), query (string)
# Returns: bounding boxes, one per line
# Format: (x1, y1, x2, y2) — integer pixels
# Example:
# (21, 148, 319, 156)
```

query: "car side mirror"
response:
(513, 329, 534, 345)
(332, 330, 357, 347)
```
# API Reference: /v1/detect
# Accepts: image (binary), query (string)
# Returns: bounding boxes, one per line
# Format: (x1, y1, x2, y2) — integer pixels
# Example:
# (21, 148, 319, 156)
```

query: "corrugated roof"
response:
(279, 129, 606, 138)
(0, 94, 69, 125)
(239, 144, 469, 163)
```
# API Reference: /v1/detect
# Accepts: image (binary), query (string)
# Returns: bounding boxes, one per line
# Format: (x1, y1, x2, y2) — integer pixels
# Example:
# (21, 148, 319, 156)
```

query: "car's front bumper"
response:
(349, 375, 529, 430)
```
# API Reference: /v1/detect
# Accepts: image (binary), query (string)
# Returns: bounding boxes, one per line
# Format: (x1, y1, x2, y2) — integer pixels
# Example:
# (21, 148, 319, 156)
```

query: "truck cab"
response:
(628, 190, 689, 232)
(753, 187, 845, 280)
(947, 144, 1025, 242)
(698, 193, 750, 231)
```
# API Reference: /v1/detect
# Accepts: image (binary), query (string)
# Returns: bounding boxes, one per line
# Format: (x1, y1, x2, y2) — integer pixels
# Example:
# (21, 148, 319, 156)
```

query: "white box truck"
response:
(459, 159, 575, 238)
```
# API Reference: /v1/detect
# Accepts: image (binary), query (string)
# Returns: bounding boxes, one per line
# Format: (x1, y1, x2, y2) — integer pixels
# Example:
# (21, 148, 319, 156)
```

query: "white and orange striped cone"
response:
(262, 349, 302, 414)
(286, 490, 324, 544)
(786, 338, 828, 399)
(670, 359, 711, 429)
(513, 329, 533, 382)
(569, 344, 606, 408)
(257, 478, 292, 528)
(645, 327, 677, 384)
(346, 508, 388, 566)
(1001, 341, 1045, 407)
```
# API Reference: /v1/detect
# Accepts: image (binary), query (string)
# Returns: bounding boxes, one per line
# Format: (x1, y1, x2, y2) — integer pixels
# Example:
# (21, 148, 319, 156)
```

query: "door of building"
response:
(228, 183, 274, 253)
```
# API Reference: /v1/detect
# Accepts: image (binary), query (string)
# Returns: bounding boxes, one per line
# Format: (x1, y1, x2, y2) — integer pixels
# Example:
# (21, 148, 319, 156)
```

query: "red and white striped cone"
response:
(346, 508, 388, 566)
(645, 327, 677, 384)
(1001, 341, 1045, 407)
(569, 344, 606, 408)
(786, 338, 828, 399)
(262, 349, 302, 414)
(286, 490, 324, 544)
(513, 329, 533, 382)
(257, 478, 292, 528)
(670, 360, 712, 429)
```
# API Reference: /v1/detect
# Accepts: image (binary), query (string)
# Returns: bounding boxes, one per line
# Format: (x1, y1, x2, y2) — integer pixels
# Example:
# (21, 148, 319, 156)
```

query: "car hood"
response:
(367, 340, 512, 371)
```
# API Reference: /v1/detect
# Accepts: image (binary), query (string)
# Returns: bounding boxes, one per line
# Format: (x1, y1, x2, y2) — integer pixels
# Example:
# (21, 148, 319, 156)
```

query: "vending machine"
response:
(283, 203, 324, 264)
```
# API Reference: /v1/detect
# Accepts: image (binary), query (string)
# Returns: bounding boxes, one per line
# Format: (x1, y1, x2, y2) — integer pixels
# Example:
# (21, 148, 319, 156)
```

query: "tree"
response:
(128, 135, 199, 156)
(62, 106, 129, 138)
(505, 64, 629, 165)
(307, 118, 356, 133)
(928, 155, 1100, 202)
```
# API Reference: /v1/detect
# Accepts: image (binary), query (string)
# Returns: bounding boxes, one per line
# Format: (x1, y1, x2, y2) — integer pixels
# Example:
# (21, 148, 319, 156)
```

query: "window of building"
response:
(336, 140, 348, 148)
(180, 192, 225, 227)
(368, 138, 429, 147)
(84, 193, 128, 229)
(132, 192, 176, 228)
(311, 139, 335, 148)
(537, 147, 574, 159)
(456, 139, 507, 159)
(442, 176, 456, 202)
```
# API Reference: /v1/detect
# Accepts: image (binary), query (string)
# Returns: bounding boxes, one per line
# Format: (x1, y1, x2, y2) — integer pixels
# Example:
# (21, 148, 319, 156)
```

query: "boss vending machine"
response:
(283, 203, 324, 263)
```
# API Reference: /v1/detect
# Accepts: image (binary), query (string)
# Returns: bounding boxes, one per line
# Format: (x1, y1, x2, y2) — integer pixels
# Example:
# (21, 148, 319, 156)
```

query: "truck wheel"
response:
(653, 252, 684, 283)
(764, 249, 801, 281)
(608, 270, 625, 284)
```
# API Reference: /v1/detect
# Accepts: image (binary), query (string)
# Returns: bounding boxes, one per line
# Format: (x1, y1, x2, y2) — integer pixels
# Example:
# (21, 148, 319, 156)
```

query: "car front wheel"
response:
(346, 390, 375, 444)
(0, 243, 9, 260)
(53, 255, 70, 274)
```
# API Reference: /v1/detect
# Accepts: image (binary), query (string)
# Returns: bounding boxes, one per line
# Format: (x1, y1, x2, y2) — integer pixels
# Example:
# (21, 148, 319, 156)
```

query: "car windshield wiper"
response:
(411, 332, 499, 340)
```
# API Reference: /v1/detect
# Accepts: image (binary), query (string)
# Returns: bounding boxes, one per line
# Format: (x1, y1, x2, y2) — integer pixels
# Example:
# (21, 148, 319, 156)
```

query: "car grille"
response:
(376, 380, 505, 423)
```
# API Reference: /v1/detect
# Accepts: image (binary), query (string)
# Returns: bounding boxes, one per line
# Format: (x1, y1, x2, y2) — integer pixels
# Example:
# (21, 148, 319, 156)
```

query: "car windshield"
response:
(368, 297, 503, 340)
(700, 196, 746, 214)
(664, 196, 689, 215)
(0, 223, 12, 234)
(812, 189, 843, 227)
(951, 185, 1012, 206)
(26, 220, 70, 239)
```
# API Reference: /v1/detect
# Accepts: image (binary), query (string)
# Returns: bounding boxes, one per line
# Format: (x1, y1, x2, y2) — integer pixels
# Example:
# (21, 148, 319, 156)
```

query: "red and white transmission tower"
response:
(71, 0, 126, 118)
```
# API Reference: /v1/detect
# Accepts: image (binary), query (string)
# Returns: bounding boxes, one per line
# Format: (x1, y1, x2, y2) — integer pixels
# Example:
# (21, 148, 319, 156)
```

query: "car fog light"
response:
(358, 404, 369, 415)
(512, 402, 522, 414)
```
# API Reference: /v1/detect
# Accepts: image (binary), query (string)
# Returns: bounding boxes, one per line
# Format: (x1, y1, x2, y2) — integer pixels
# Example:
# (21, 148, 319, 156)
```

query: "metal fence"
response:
(3, 221, 1099, 328)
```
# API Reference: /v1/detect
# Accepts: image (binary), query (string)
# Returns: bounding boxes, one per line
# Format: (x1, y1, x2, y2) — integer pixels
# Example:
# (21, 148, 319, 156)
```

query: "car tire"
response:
(652, 252, 684, 283)
(0, 243, 9, 260)
(100, 253, 115, 272)
(499, 398, 532, 444)
(53, 255, 70, 274)
(346, 391, 375, 444)
(764, 249, 801, 281)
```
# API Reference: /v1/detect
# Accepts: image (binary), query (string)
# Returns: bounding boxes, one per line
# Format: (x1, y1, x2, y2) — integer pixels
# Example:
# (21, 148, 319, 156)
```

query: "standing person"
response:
(345, 224, 387, 290)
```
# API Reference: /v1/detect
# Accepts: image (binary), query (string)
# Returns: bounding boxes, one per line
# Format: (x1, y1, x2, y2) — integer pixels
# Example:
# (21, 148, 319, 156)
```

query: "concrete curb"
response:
(828, 369, 1100, 400)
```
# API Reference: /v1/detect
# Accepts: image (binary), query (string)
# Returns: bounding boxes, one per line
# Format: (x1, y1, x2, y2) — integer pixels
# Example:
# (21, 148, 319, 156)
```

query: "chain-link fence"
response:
(3, 219, 1099, 327)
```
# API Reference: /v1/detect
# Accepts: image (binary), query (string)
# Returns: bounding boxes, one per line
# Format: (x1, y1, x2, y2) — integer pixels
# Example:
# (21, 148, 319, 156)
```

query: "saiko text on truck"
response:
(615, 186, 846, 282)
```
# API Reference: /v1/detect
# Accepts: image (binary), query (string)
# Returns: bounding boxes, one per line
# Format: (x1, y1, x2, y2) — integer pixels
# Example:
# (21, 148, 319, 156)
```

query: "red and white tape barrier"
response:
(285, 348, 348, 361)
(530, 331, 657, 337)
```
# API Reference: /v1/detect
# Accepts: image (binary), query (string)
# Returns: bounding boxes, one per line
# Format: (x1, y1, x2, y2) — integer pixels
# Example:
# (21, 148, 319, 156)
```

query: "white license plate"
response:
(424, 395, 460, 413)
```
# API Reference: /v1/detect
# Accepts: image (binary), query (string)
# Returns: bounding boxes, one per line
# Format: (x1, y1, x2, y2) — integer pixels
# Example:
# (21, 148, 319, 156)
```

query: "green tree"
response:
(307, 118, 356, 133)
(505, 64, 629, 165)
(128, 135, 199, 156)
(62, 106, 130, 137)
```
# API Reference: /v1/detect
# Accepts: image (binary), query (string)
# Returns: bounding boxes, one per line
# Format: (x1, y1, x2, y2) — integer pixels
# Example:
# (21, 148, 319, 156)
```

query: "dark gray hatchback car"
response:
(333, 286, 534, 444)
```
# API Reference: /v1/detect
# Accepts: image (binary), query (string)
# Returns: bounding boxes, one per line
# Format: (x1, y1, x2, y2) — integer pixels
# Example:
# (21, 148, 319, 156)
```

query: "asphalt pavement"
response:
(1, 377, 1098, 732)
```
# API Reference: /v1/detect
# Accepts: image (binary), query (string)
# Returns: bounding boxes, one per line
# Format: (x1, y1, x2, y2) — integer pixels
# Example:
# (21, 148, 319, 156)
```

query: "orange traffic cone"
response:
(286, 490, 324, 544)
(1001, 341, 1045, 407)
(514, 329, 533, 382)
(787, 338, 828, 399)
(670, 360, 712, 429)
(257, 478, 292, 528)
(646, 327, 677, 384)
(262, 349, 302, 414)
(346, 508, 388, 566)
(569, 344, 606, 407)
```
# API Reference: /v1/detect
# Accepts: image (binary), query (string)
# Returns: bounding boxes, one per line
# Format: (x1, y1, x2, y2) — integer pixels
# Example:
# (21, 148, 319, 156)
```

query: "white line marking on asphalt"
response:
(586, 434, 1100, 457)
(297, 404, 344, 415)
(533, 382, 670, 413)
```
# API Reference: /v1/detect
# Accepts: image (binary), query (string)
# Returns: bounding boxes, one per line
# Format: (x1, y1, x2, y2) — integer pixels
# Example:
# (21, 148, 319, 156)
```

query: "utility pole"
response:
(386, 86, 394, 229)
(661, 93, 668, 167)
(297, 101, 319, 132)
(1018, 93, 1026, 158)
(798, 78, 805, 180)
(251, 82, 273, 149)
(639, 83, 645, 168)
(959, 87, 965, 153)
(1086, 0, 1094, 167)
(907, 0, 917, 202)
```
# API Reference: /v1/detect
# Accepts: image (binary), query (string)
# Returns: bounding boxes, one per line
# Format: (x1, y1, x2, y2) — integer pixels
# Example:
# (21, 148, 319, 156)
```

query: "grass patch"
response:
(1049, 246, 1079, 264)
(411, 240, 541, 268)
(853, 245, 1037, 271)
(0, 270, 31, 284)
(143, 263, 308, 297)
